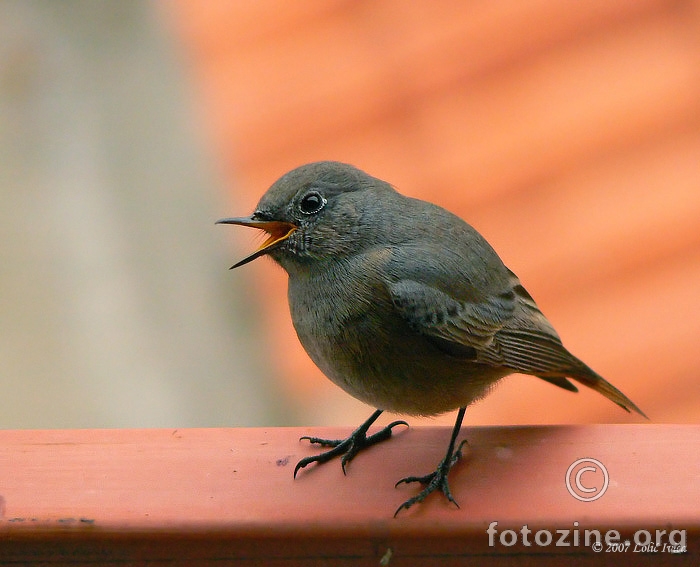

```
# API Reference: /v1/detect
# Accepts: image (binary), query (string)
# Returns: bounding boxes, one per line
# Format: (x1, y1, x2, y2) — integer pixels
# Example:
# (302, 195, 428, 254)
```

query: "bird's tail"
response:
(489, 312, 647, 418)
(539, 366, 647, 419)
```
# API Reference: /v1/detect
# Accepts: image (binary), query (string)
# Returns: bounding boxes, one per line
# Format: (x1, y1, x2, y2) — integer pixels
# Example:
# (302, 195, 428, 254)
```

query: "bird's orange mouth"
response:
(216, 217, 297, 268)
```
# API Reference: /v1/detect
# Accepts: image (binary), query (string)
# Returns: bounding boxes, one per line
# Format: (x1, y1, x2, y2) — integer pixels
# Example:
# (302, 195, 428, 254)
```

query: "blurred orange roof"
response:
(165, 0, 700, 425)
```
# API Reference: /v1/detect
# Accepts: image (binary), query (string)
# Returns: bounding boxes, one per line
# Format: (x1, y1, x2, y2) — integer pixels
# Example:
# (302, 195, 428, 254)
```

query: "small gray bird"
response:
(218, 161, 645, 516)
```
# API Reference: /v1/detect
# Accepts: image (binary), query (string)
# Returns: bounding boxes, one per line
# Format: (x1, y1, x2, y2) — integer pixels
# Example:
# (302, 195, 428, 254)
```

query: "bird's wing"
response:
(384, 246, 576, 375)
(475, 269, 587, 376)
(481, 323, 584, 375)
(381, 240, 517, 357)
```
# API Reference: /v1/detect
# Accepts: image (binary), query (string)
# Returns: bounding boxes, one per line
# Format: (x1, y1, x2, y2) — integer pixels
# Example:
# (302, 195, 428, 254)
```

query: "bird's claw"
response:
(394, 439, 468, 517)
(294, 420, 408, 478)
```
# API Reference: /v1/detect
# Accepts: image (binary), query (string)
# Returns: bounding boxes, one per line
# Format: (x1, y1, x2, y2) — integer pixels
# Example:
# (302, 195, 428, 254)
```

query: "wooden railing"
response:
(0, 425, 697, 565)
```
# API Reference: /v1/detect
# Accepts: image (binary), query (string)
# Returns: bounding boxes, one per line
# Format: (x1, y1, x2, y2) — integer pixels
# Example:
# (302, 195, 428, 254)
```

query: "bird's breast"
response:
(286, 260, 503, 415)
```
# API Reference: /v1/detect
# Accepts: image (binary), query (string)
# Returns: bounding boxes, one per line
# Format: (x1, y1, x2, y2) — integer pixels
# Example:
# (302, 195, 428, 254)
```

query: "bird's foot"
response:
(394, 439, 468, 516)
(294, 419, 408, 477)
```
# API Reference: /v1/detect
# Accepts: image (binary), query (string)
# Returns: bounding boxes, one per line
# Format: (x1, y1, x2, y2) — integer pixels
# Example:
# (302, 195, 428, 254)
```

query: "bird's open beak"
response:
(216, 216, 297, 269)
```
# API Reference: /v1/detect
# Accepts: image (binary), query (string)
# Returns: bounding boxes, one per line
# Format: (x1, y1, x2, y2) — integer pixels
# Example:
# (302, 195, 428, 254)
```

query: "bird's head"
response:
(217, 161, 397, 273)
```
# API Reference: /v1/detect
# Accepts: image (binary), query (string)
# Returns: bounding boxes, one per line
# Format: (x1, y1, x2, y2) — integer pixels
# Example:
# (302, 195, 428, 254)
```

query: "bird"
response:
(217, 161, 646, 516)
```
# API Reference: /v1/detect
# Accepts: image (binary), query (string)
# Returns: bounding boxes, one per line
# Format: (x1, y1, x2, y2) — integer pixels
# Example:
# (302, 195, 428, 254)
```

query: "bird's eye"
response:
(299, 191, 326, 215)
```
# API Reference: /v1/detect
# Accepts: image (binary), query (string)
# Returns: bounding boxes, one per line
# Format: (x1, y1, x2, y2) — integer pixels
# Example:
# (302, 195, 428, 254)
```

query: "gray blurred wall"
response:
(0, 1, 286, 428)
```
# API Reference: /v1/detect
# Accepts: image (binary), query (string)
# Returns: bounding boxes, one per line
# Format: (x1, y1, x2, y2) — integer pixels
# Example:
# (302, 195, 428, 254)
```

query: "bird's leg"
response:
(294, 409, 408, 477)
(394, 406, 467, 517)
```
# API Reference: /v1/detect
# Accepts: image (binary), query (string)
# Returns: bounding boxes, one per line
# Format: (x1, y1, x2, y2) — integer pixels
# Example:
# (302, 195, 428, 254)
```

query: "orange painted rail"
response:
(0, 425, 697, 565)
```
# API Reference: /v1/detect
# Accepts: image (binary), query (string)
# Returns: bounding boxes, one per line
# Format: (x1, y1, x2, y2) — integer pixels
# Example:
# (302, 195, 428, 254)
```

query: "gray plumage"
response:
(222, 161, 644, 417)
